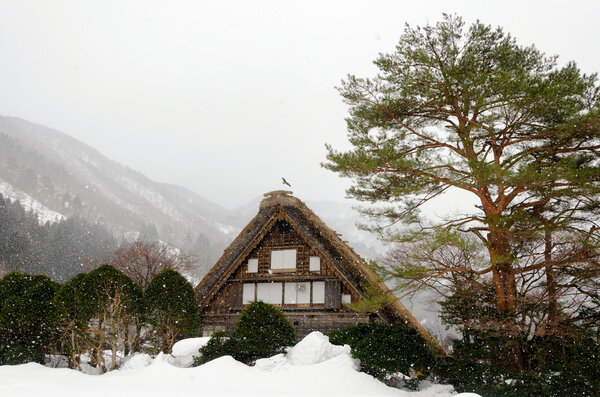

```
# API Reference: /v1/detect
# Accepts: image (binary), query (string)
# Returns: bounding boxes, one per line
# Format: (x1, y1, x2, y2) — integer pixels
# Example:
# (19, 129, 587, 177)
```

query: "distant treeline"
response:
(0, 194, 117, 281)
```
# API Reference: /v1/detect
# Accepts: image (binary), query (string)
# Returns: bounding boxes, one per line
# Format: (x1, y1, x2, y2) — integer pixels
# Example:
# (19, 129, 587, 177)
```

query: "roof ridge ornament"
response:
(263, 190, 293, 198)
(260, 190, 297, 209)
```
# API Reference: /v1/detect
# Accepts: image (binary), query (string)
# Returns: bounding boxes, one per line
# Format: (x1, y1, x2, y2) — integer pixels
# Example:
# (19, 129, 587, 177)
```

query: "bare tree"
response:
(109, 241, 195, 289)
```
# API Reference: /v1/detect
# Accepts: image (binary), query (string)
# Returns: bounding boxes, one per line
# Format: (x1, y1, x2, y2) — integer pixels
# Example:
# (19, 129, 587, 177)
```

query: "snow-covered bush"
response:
(441, 332, 600, 396)
(229, 301, 295, 364)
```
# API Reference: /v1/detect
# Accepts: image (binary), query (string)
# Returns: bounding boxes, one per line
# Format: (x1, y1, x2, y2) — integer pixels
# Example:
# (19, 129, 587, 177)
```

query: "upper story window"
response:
(284, 282, 310, 304)
(271, 249, 296, 270)
(312, 281, 325, 304)
(257, 282, 283, 305)
(309, 256, 321, 271)
(247, 258, 258, 273)
(243, 283, 255, 304)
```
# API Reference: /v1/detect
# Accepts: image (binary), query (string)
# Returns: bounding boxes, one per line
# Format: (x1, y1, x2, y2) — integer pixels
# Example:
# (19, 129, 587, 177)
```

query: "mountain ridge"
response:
(0, 115, 238, 273)
(0, 115, 384, 277)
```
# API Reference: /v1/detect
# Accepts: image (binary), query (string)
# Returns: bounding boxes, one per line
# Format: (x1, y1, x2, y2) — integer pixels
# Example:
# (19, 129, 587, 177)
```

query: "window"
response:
(270, 249, 296, 270)
(342, 294, 351, 304)
(243, 283, 255, 304)
(312, 281, 325, 304)
(284, 282, 310, 304)
(256, 282, 283, 304)
(309, 256, 321, 271)
(247, 258, 258, 273)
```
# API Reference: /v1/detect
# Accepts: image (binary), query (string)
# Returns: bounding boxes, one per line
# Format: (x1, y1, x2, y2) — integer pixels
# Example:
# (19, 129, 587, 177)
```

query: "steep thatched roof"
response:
(195, 190, 444, 355)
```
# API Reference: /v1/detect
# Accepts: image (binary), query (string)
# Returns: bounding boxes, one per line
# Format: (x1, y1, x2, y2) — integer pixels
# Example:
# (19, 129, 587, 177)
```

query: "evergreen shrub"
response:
(328, 323, 436, 380)
(144, 269, 199, 353)
(0, 272, 59, 364)
(442, 333, 600, 396)
(195, 301, 295, 365)
(229, 301, 295, 364)
(194, 331, 231, 366)
(52, 272, 88, 368)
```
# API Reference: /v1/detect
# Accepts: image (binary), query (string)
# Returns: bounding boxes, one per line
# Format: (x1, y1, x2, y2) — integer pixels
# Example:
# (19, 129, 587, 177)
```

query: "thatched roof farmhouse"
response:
(195, 190, 443, 354)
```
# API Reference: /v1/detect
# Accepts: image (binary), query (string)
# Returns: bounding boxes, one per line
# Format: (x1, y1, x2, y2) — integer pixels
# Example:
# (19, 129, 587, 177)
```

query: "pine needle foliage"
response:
(323, 14, 600, 314)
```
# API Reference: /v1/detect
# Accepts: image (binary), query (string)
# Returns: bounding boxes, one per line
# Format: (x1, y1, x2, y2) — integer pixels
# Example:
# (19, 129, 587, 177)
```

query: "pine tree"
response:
(324, 14, 600, 316)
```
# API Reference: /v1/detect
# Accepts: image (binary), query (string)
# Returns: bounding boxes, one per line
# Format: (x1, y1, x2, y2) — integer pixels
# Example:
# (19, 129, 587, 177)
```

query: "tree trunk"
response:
(488, 230, 517, 313)
(69, 328, 79, 370)
(124, 326, 131, 356)
(111, 333, 118, 370)
(544, 226, 558, 336)
(133, 323, 142, 353)
(97, 316, 107, 373)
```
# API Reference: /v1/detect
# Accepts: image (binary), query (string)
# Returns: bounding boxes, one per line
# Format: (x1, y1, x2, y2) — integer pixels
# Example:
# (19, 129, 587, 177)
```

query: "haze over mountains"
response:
(0, 116, 383, 279)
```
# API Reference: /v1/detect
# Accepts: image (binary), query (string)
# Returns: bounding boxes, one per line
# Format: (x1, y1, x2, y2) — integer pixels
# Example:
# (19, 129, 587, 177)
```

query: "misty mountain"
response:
(0, 116, 239, 274)
(0, 116, 387, 279)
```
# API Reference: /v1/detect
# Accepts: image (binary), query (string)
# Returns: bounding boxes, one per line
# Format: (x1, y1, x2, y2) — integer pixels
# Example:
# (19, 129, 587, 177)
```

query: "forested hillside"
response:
(0, 116, 236, 273)
(0, 194, 117, 280)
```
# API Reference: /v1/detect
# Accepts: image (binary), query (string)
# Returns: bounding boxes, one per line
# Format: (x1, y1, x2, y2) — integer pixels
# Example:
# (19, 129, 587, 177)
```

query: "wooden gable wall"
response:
(202, 210, 361, 314)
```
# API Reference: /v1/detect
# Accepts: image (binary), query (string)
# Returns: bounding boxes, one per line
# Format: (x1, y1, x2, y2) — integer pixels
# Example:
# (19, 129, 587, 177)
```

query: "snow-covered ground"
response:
(0, 332, 479, 397)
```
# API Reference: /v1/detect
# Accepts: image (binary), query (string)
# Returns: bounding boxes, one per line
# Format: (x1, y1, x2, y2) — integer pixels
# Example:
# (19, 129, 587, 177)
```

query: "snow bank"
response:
(0, 332, 479, 397)
(120, 353, 153, 371)
(255, 331, 358, 372)
(170, 336, 210, 367)
(286, 331, 352, 366)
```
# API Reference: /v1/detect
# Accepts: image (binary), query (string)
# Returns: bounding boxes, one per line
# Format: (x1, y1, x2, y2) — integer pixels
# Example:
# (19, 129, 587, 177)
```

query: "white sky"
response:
(0, 0, 599, 209)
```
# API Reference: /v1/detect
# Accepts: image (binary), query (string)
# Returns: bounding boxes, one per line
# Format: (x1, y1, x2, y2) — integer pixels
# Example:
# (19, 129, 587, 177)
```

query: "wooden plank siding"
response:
(200, 312, 377, 339)
(234, 216, 336, 280)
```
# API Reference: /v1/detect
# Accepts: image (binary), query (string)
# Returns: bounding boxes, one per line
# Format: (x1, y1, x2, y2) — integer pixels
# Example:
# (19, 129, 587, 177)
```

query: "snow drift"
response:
(0, 332, 478, 397)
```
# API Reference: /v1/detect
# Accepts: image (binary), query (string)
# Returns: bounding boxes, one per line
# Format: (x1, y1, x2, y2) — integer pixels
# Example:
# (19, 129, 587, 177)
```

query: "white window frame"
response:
(312, 281, 325, 304)
(342, 294, 352, 304)
(243, 283, 255, 304)
(309, 256, 321, 272)
(284, 282, 310, 305)
(270, 249, 297, 270)
(257, 282, 283, 305)
(247, 258, 258, 273)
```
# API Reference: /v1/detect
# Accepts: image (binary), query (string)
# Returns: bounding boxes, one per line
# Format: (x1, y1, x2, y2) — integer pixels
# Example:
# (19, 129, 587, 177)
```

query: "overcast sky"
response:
(0, 1, 599, 209)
